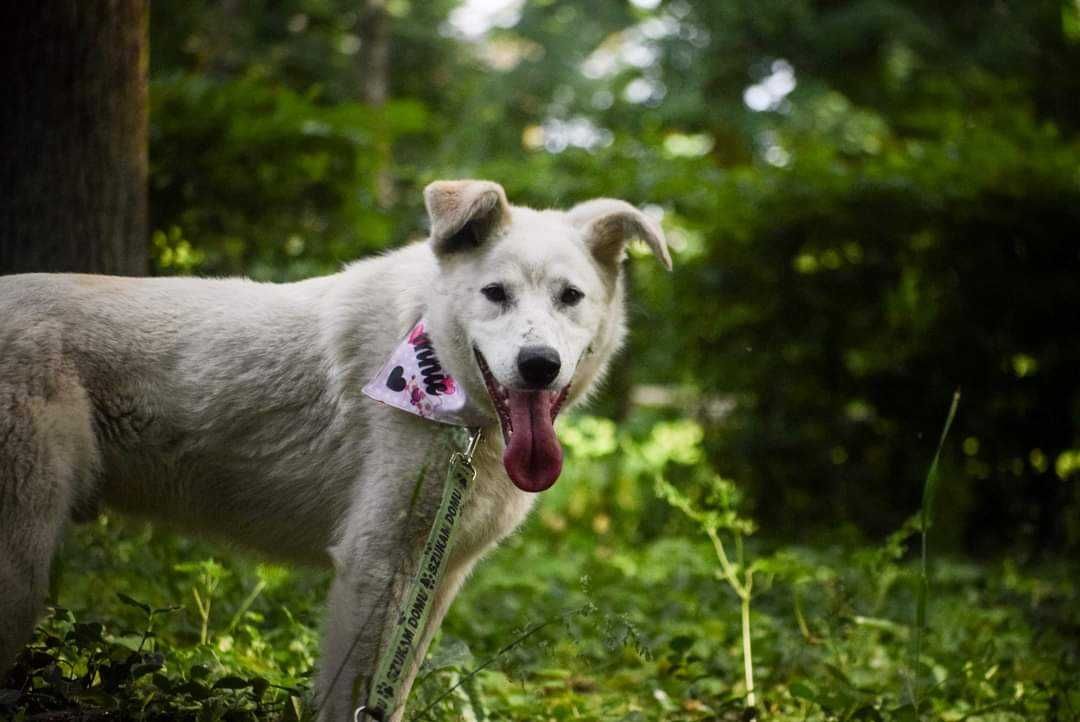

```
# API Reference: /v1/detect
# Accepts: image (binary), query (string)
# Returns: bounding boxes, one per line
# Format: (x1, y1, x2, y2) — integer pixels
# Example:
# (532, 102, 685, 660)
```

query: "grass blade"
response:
(911, 389, 961, 713)
(920, 390, 962, 548)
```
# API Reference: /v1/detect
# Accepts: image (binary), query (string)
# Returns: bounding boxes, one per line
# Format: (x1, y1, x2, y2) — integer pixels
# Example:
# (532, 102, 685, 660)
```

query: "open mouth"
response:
(474, 349, 570, 493)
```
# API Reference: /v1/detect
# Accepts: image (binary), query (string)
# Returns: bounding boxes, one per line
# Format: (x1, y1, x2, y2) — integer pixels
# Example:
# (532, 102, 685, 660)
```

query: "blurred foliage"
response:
(143, 0, 1080, 553)
(151, 74, 428, 278)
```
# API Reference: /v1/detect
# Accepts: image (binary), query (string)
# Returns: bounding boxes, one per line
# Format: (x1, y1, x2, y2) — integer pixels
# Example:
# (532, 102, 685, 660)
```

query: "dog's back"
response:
(0, 271, 354, 667)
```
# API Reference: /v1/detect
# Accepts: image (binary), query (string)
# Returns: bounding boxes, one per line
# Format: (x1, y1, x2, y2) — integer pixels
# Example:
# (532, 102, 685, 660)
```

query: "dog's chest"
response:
(453, 447, 537, 561)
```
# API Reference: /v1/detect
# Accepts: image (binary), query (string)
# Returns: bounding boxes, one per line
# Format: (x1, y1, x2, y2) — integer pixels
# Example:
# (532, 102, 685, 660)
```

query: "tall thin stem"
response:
(706, 528, 746, 597)
(708, 527, 756, 711)
(741, 592, 756, 709)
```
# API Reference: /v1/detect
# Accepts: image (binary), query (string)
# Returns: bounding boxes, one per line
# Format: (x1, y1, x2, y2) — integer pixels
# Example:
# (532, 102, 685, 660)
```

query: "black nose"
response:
(517, 345, 561, 389)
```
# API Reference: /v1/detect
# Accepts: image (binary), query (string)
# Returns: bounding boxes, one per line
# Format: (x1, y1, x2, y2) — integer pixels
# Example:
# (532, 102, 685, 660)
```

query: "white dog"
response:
(0, 180, 670, 720)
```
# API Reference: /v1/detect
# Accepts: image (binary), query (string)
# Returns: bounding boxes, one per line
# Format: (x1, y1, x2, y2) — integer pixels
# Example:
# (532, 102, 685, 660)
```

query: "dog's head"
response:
(422, 179, 671, 493)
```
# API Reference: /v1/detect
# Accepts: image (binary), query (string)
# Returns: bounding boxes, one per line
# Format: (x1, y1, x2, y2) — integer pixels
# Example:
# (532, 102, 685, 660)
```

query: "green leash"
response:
(354, 428, 482, 722)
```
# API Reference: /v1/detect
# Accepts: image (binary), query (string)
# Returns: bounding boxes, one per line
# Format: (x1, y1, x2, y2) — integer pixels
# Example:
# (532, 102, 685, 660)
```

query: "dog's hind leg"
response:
(0, 368, 97, 670)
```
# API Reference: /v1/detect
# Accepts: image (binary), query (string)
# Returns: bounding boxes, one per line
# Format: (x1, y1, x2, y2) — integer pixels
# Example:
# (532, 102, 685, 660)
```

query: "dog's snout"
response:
(517, 345, 561, 389)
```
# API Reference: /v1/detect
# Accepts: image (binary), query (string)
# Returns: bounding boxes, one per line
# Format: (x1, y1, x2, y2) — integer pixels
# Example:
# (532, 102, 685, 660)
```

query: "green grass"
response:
(3, 414, 1078, 721)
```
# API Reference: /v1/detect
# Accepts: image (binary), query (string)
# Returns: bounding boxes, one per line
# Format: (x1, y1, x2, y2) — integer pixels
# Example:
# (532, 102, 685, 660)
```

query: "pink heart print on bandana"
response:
(363, 319, 484, 426)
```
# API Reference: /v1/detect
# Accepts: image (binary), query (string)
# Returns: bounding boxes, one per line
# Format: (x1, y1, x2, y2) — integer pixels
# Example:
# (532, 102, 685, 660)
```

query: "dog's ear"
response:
(424, 180, 510, 256)
(567, 199, 672, 272)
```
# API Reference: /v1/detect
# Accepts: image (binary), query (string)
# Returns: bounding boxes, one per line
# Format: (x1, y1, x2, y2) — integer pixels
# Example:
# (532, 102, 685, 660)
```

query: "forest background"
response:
(3, 1, 1079, 720)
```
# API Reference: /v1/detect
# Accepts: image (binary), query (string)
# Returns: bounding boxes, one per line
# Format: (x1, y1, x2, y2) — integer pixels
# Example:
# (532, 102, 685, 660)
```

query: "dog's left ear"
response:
(567, 199, 673, 272)
(424, 180, 511, 256)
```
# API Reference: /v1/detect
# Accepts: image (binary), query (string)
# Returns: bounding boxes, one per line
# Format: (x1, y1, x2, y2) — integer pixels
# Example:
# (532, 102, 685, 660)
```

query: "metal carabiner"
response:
(354, 705, 385, 722)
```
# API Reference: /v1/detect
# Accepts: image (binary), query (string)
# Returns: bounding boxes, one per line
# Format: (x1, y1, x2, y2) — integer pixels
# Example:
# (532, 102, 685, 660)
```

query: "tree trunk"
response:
(359, 0, 390, 107)
(359, 0, 394, 207)
(0, 1, 149, 276)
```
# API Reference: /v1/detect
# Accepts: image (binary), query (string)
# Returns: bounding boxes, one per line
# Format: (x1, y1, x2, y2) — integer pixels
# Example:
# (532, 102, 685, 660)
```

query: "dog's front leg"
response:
(320, 542, 483, 722)
(318, 547, 399, 722)
(316, 425, 468, 722)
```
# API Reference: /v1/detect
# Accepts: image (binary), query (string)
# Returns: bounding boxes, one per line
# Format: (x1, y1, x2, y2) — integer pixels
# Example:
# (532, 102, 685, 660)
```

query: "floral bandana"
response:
(363, 319, 484, 427)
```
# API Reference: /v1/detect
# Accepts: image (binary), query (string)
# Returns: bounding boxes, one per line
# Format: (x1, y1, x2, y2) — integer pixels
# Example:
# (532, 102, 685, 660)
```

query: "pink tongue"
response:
(503, 390, 563, 492)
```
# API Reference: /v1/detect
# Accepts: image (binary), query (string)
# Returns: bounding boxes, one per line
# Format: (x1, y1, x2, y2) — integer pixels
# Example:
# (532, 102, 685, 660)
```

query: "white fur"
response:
(0, 180, 669, 720)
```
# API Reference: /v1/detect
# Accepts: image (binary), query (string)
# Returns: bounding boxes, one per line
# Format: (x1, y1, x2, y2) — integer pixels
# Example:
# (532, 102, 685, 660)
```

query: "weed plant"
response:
(3, 410, 1077, 721)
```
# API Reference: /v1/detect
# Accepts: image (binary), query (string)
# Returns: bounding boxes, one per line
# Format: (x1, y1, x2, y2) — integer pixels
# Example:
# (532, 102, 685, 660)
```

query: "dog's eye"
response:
(481, 283, 509, 303)
(559, 286, 584, 306)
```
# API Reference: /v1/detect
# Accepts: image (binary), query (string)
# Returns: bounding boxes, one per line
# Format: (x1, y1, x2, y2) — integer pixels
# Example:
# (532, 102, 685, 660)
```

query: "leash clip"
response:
(448, 427, 482, 482)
